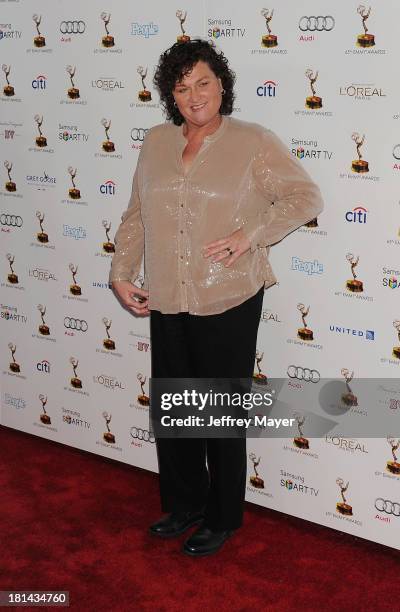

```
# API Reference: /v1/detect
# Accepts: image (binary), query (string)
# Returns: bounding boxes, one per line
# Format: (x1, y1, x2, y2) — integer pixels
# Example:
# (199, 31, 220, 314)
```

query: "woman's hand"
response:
(111, 280, 150, 316)
(202, 228, 251, 267)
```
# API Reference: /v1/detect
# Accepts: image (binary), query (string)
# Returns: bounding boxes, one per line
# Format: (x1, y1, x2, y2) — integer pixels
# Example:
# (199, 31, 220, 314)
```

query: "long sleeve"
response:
(109, 154, 145, 284)
(242, 129, 324, 253)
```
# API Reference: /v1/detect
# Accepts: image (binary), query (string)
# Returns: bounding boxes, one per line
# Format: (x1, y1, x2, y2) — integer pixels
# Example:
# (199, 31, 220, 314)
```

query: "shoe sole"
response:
(149, 516, 204, 539)
(183, 532, 233, 557)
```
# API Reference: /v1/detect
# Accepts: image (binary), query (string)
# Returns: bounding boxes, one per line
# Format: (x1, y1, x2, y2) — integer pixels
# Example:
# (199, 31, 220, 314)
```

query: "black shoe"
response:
(149, 510, 204, 539)
(183, 525, 234, 556)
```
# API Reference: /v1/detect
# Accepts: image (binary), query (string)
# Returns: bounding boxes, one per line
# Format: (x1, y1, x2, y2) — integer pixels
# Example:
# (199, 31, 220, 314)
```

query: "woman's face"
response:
(172, 60, 223, 127)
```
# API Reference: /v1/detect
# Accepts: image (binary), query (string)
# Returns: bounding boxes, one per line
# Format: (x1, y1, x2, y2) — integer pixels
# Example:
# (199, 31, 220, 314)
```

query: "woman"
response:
(110, 39, 323, 556)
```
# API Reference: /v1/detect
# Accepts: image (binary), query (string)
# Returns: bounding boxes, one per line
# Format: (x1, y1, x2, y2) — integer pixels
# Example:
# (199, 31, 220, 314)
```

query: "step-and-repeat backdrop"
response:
(1, 0, 400, 549)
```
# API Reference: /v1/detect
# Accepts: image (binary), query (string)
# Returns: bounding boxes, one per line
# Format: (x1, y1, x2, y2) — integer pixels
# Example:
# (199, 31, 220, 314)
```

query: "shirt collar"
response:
(176, 114, 229, 145)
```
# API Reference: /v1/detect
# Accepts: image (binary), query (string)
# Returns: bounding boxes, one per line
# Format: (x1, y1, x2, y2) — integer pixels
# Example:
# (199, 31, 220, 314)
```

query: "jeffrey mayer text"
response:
(161, 415, 296, 429)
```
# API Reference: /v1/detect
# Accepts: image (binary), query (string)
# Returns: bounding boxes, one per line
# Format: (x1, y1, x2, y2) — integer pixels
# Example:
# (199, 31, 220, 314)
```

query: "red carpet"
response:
(1, 425, 399, 611)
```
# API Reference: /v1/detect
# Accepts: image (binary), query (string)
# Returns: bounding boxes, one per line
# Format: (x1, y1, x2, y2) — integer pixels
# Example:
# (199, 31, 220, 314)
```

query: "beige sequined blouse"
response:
(109, 115, 323, 315)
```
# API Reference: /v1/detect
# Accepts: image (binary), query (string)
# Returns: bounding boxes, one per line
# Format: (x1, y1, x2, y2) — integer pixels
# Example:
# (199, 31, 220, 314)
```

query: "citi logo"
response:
(257, 80, 277, 97)
(32, 75, 47, 90)
(100, 180, 116, 195)
(291, 257, 323, 275)
(345, 206, 368, 223)
(329, 325, 375, 340)
(37, 359, 50, 373)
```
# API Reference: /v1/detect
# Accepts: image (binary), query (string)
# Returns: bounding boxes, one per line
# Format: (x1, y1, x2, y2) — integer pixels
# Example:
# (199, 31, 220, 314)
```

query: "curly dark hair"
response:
(153, 39, 236, 126)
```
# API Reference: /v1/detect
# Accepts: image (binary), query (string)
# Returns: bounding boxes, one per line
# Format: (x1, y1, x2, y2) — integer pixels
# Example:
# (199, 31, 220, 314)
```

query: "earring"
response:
(221, 89, 225, 95)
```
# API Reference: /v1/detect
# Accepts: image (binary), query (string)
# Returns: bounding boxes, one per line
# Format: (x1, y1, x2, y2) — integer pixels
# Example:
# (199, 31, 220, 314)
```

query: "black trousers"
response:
(150, 285, 264, 530)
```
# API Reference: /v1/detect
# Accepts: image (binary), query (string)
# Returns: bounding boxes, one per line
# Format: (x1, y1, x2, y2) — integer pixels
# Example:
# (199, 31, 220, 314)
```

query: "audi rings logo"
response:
(130, 427, 155, 443)
(60, 20, 86, 35)
(299, 16, 335, 32)
(0, 214, 23, 227)
(375, 498, 400, 517)
(64, 317, 88, 332)
(131, 128, 148, 142)
(287, 365, 320, 383)
(392, 144, 400, 160)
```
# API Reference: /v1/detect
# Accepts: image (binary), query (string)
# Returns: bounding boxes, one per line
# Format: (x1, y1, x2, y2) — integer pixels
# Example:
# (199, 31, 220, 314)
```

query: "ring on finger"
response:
(226, 247, 233, 255)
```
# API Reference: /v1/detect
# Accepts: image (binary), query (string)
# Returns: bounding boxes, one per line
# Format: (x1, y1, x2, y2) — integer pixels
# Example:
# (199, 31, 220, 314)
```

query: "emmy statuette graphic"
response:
(70, 357, 82, 389)
(37, 304, 50, 336)
(297, 303, 313, 341)
(253, 350, 268, 385)
(137, 66, 152, 102)
(137, 373, 150, 406)
(261, 8, 278, 47)
(346, 253, 364, 292)
(8, 343, 20, 373)
(392, 320, 400, 360)
(36, 211, 48, 243)
(176, 10, 190, 42)
(101, 118, 115, 152)
(68, 166, 81, 199)
(249, 453, 264, 489)
(6, 253, 18, 284)
(100, 12, 114, 47)
(4, 161, 16, 192)
(66, 65, 80, 99)
(305, 68, 322, 109)
(34, 114, 47, 148)
(69, 263, 81, 296)
(336, 478, 353, 516)
(33, 14, 46, 47)
(351, 132, 369, 173)
(341, 368, 358, 407)
(293, 412, 309, 449)
(356, 5, 375, 48)
(102, 318, 115, 350)
(102, 220, 115, 253)
(2, 64, 14, 97)
(102, 411, 115, 444)
(386, 436, 400, 475)
(39, 394, 51, 425)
